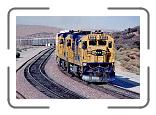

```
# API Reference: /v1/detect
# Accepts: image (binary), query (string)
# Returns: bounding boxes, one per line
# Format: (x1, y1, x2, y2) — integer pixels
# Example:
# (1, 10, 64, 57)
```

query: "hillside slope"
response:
(113, 26, 140, 75)
(16, 25, 62, 38)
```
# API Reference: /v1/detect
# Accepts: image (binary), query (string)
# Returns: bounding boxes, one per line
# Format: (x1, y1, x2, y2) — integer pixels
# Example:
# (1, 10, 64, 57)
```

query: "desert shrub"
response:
(127, 54, 136, 59)
(16, 52, 20, 58)
(133, 41, 140, 49)
(16, 48, 22, 52)
(116, 45, 123, 50)
(116, 48, 140, 75)
(118, 47, 125, 52)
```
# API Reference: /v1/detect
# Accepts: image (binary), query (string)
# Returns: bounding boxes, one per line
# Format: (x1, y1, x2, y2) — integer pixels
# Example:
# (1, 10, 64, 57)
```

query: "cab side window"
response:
(67, 39, 71, 46)
(108, 41, 112, 48)
(59, 39, 64, 44)
(82, 41, 87, 49)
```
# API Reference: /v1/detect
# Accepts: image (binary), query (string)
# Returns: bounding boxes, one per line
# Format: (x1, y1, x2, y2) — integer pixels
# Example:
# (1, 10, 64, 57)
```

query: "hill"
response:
(112, 26, 140, 49)
(113, 26, 140, 75)
(16, 25, 62, 39)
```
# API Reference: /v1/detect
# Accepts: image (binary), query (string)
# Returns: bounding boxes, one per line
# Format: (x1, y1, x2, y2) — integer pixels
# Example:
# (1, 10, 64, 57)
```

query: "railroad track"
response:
(16, 48, 50, 99)
(89, 83, 140, 99)
(59, 67, 140, 99)
(24, 48, 85, 99)
(16, 91, 26, 99)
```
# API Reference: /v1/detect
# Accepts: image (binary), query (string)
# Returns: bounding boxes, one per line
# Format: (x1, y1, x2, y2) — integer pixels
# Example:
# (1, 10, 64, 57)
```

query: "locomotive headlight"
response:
(83, 63, 87, 66)
(102, 50, 106, 55)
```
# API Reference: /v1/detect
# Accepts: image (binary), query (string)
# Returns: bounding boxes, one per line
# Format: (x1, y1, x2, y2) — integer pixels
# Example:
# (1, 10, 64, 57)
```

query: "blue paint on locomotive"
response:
(58, 31, 73, 38)
(83, 62, 115, 77)
(71, 33, 84, 51)
(57, 33, 62, 37)
(71, 32, 90, 51)
(62, 32, 71, 38)
(82, 62, 115, 82)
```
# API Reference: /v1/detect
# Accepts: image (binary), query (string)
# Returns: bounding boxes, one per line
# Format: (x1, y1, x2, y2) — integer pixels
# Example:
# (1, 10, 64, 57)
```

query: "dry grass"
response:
(116, 48, 140, 75)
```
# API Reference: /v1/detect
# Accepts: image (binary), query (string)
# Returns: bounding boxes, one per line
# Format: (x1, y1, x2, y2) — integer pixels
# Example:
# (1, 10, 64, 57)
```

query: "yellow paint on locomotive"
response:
(65, 35, 74, 63)
(56, 31, 115, 70)
(78, 34, 115, 65)
(56, 34, 64, 59)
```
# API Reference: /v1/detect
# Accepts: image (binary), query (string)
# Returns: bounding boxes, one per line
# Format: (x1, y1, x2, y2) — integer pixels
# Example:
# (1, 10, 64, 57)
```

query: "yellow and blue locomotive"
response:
(56, 30, 115, 82)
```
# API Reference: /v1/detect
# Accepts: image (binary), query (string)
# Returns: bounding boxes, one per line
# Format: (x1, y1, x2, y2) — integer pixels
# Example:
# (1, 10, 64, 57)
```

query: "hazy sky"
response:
(16, 16, 140, 31)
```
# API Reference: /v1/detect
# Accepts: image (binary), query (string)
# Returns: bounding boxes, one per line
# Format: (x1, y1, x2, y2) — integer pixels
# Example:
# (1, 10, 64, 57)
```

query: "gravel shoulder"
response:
(114, 61, 140, 93)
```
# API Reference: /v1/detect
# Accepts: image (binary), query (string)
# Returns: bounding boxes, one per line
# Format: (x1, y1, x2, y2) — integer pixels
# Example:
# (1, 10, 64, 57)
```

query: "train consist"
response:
(56, 30, 115, 82)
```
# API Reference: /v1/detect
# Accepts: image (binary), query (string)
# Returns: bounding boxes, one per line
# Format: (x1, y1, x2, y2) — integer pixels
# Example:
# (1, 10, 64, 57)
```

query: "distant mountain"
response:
(16, 25, 62, 39)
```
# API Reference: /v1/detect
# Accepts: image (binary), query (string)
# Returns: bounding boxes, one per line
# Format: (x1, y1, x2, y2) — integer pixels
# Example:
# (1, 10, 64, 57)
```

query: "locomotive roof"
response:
(58, 32, 71, 38)
(71, 31, 91, 46)
(58, 30, 91, 39)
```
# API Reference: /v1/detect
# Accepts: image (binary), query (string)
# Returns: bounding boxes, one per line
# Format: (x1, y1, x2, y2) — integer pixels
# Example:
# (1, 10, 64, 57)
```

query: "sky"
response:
(16, 16, 140, 31)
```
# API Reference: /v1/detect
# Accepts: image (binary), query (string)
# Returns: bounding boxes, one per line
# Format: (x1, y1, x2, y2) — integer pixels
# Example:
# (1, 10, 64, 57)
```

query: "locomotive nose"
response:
(95, 49, 102, 56)
(94, 66, 103, 77)
(91, 49, 106, 56)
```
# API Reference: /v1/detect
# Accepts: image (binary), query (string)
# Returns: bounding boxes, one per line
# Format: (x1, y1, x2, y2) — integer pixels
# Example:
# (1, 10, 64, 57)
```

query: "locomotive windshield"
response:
(89, 40, 97, 45)
(98, 40, 107, 45)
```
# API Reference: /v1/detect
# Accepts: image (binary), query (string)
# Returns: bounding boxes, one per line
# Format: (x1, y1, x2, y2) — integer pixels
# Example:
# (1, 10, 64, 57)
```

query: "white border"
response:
(9, 8, 148, 109)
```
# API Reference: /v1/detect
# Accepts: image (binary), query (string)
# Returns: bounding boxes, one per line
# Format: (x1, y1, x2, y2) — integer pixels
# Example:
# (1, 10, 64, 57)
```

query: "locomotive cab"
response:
(81, 33, 115, 82)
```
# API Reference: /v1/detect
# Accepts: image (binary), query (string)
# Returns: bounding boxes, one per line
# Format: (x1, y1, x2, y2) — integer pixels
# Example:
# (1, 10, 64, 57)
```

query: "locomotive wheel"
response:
(67, 62, 70, 73)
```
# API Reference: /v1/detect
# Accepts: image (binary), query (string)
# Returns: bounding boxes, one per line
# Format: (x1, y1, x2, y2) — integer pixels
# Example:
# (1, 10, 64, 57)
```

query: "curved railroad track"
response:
(16, 91, 26, 99)
(59, 67, 140, 99)
(24, 48, 85, 99)
(16, 48, 50, 99)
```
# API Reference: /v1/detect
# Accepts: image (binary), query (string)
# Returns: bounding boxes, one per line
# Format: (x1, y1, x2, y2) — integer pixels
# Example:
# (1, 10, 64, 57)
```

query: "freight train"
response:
(56, 30, 115, 82)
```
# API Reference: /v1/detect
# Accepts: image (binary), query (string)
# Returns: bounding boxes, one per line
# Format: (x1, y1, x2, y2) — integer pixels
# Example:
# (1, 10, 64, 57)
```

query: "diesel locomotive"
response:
(56, 30, 115, 82)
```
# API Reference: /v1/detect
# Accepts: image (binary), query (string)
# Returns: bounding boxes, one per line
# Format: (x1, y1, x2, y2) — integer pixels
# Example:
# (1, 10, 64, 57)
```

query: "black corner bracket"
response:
(7, 7, 50, 50)
(7, 67, 50, 109)
(107, 7, 150, 50)
(107, 7, 150, 109)
(7, 7, 50, 109)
